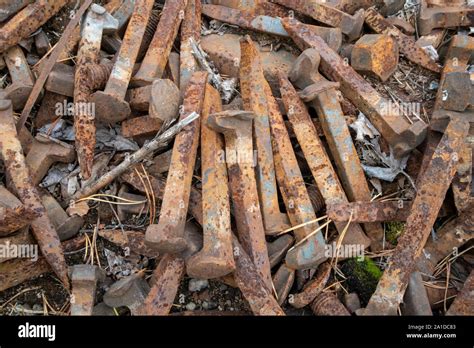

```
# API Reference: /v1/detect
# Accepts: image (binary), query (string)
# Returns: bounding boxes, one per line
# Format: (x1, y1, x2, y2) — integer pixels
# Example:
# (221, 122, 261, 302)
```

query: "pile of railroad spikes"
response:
(0, 0, 472, 316)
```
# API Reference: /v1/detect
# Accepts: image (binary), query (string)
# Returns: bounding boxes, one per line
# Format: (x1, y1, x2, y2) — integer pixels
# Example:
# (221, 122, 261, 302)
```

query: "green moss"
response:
(340, 257, 383, 306)
(385, 221, 405, 245)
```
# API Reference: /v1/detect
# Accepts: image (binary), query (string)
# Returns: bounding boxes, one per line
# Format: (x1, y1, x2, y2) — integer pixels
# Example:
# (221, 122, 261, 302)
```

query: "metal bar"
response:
(362, 117, 469, 315)
(145, 72, 207, 254)
(240, 36, 291, 235)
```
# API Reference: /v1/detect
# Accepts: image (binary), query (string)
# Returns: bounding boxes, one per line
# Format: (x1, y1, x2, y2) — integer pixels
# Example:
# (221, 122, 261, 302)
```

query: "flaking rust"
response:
(132, 0, 188, 87)
(279, 73, 371, 250)
(91, 0, 154, 124)
(145, 72, 207, 254)
(446, 270, 474, 316)
(186, 85, 236, 279)
(362, 117, 469, 315)
(0, 97, 69, 288)
(232, 235, 285, 315)
(74, 4, 117, 179)
(265, 74, 328, 270)
(201, 3, 342, 48)
(207, 110, 273, 291)
(285, 48, 381, 249)
(0, 0, 68, 53)
(240, 36, 291, 235)
(137, 254, 185, 315)
(327, 200, 412, 223)
(180, 0, 201, 95)
(282, 18, 428, 158)
(419, 0, 474, 36)
(273, 0, 365, 41)
(364, 8, 441, 73)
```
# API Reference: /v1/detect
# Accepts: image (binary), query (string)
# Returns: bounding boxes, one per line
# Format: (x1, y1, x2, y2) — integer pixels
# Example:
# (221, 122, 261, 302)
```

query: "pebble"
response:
(188, 278, 209, 292)
(202, 301, 209, 310)
(186, 302, 197, 311)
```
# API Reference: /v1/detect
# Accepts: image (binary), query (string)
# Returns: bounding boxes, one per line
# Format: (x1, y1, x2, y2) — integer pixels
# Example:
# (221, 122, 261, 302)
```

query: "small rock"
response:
(186, 302, 197, 311)
(202, 301, 209, 310)
(32, 304, 42, 311)
(188, 278, 209, 292)
(219, 284, 228, 291)
(225, 300, 232, 307)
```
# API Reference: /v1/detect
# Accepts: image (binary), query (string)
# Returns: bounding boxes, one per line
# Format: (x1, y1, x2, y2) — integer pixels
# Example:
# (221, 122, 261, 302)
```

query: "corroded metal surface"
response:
(145, 72, 207, 254)
(4, 45, 34, 110)
(364, 8, 441, 73)
(419, 0, 474, 36)
(0, 186, 37, 236)
(71, 264, 105, 316)
(363, 117, 469, 315)
(280, 73, 371, 250)
(434, 35, 474, 112)
(0, 234, 85, 292)
(267, 234, 294, 268)
(402, 271, 432, 315)
(282, 18, 428, 158)
(233, 235, 285, 315)
(0, 97, 69, 288)
(285, 50, 380, 247)
(180, 0, 201, 95)
(311, 292, 350, 316)
(186, 85, 235, 279)
(137, 254, 185, 315)
(351, 34, 399, 82)
(132, 0, 187, 87)
(98, 230, 158, 258)
(202, 3, 342, 49)
(74, 4, 118, 179)
(91, 0, 154, 124)
(452, 144, 472, 214)
(273, 263, 295, 305)
(40, 191, 84, 242)
(121, 116, 164, 140)
(200, 33, 299, 96)
(25, 134, 75, 186)
(417, 205, 473, 276)
(266, 73, 329, 270)
(325, 0, 384, 15)
(207, 110, 273, 290)
(240, 36, 290, 235)
(273, 0, 365, 41)
(446, 270, 474, 316)
(291, 262, 332, 309)
(104, 272, 150, 315)
(327, 200, 412, 222)
(0, 0, 68, 53)
(0, 0, 32, 22)
(0, 228, 34, 263)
